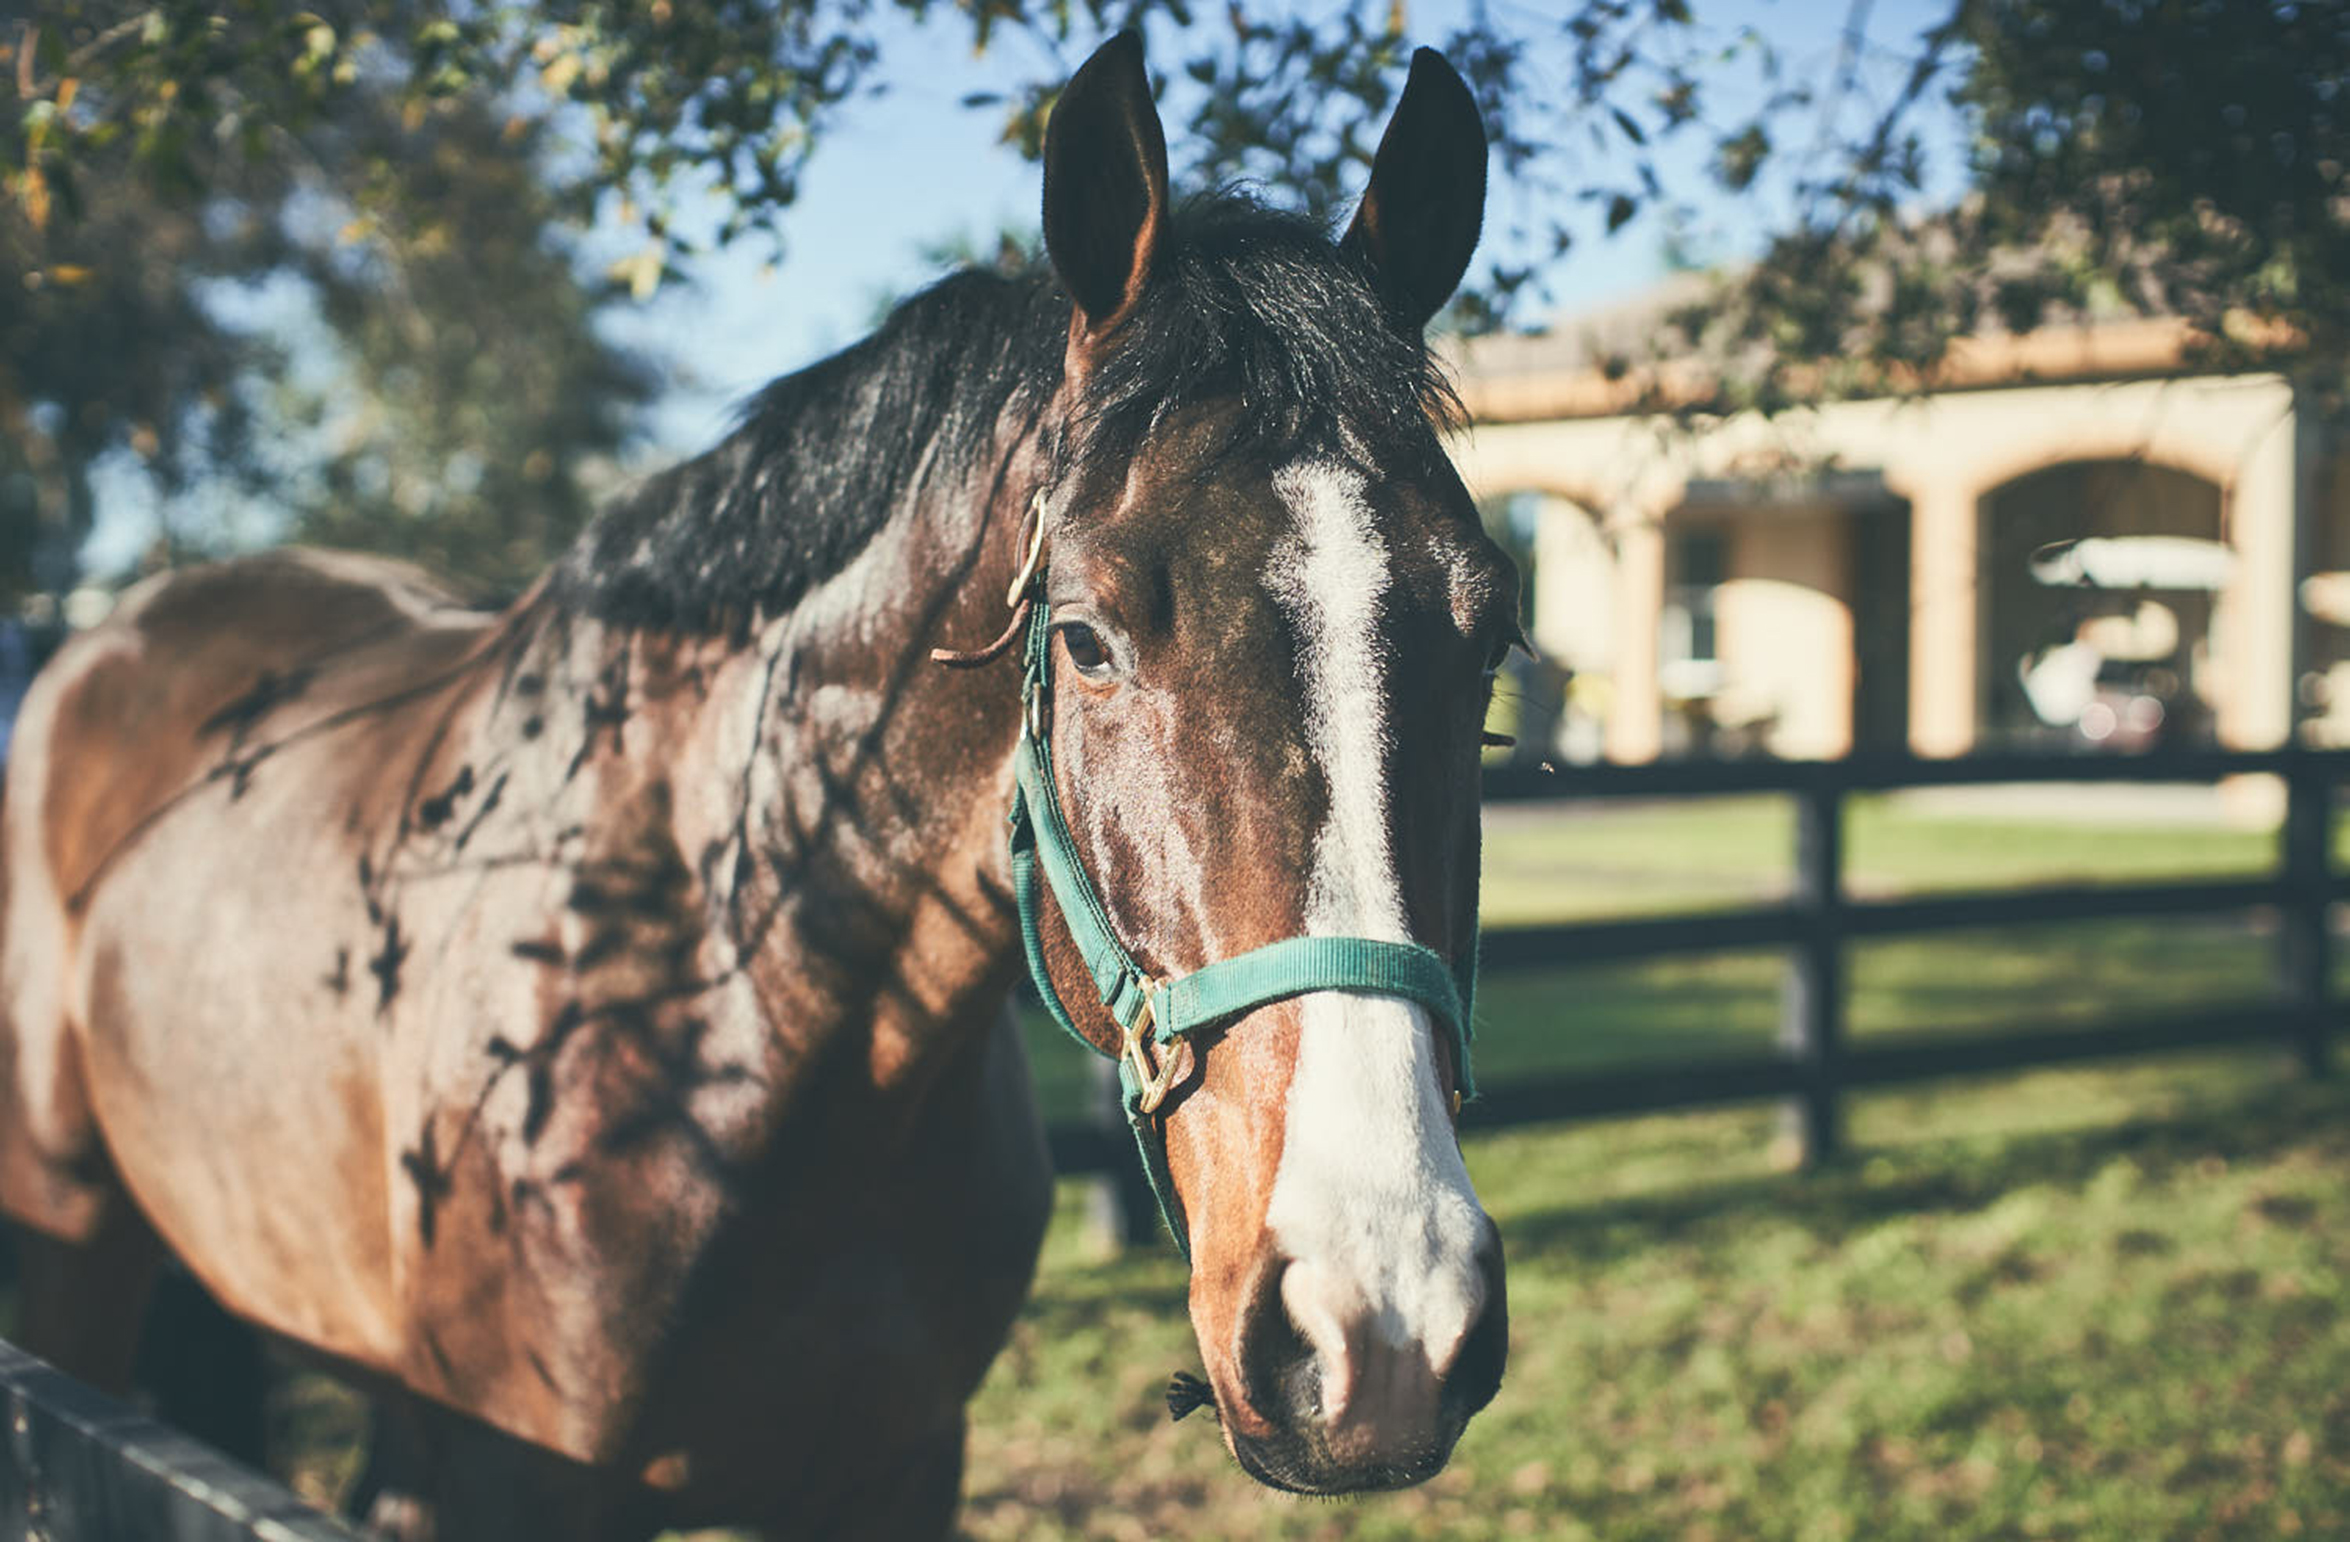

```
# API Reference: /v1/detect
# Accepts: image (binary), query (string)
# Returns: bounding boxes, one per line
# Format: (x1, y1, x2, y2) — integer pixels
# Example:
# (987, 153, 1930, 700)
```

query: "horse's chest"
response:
(624, 1022, 1053, 1497)
(394, 998, 1050, 1475)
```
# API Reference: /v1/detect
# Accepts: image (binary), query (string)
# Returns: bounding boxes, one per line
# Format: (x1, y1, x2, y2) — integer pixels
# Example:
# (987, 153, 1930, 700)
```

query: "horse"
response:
(0, 32, 1515, 1538)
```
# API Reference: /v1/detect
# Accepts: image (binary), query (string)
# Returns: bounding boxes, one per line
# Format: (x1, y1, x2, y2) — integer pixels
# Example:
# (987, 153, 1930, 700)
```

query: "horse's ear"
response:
(1042, 31, 1169, 359)
(1341, 48, 1488, 333)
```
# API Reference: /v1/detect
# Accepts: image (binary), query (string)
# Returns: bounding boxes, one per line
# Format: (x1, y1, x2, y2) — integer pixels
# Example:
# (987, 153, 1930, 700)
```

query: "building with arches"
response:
(1447, 311, 2330, 768)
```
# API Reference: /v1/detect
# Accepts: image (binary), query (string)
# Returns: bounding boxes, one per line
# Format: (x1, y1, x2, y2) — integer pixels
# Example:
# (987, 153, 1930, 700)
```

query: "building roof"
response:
(1441, 265, 2239, 426)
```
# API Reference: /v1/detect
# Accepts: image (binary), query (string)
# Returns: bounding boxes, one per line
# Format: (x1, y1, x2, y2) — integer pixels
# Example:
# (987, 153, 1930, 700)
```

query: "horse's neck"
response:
(526, 458, 1039, 1081)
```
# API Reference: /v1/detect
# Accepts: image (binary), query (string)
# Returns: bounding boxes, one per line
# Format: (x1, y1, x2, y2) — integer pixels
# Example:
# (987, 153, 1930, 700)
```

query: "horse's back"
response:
(0, 547, 493, 1243)
(30, 550, 484, 894)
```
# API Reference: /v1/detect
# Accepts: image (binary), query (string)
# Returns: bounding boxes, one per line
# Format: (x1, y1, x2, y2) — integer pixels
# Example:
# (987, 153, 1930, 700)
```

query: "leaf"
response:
(18, 165, 49, 232)
(1611, 107, 1646, 146)
(1714, 124, 1771, 192)
(608, 244, 664, 301)
(1606, 192, 1637, 233)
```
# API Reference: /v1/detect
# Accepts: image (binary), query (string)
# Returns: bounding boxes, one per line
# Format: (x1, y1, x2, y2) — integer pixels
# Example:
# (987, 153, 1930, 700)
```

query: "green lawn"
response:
(973, 794, 2346, 1539)
(1476, 791, 2290, 925)
(965, 1054, 2350, 1541)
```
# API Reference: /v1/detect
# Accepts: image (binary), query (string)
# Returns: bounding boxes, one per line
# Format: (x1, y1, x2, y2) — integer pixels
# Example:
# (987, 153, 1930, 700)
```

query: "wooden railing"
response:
(0, 1340, 360, 1541)
(1052, 746, 2344, 1243)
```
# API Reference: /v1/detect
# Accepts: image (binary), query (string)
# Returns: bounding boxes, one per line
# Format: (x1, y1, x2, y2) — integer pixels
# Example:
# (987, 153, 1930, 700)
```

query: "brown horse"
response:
(0, 33, 1513, 1538)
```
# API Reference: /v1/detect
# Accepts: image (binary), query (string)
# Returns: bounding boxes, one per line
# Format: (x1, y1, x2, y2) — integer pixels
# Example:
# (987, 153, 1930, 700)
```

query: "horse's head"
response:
(1016, 35, 1513, 1493)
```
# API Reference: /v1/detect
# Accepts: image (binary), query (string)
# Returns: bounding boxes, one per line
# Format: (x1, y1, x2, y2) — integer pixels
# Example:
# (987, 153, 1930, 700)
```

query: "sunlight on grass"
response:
(1846, 917, 2268, 1038)
(1478, 791, 2284, 926)
(1479, 796, 1794, 924)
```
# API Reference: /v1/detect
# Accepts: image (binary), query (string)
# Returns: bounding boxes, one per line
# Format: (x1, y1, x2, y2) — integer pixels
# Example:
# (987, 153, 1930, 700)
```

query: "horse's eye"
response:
(1060, 623, 1114, 678)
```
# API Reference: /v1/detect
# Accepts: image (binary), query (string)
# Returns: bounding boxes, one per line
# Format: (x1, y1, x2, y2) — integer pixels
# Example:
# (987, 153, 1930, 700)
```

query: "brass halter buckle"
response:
(1120, 983, 1183, 1116)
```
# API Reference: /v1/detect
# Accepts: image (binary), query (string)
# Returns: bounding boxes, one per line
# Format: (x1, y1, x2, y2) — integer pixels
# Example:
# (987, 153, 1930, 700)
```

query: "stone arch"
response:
(1976, 458, 2227, 749)
(1948, 437, 2245, 512)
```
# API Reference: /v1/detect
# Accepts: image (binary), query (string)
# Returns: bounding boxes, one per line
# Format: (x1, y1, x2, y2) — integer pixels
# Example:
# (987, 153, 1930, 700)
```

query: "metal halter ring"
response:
(1005, 491, 1048, 609)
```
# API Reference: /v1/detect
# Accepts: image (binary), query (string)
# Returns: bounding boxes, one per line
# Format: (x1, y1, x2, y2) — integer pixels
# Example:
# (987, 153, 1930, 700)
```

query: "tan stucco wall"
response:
(1448, 372, 2300, 761)
(1527, 493, 1615, 674)
(1716, 510, 1854, 759)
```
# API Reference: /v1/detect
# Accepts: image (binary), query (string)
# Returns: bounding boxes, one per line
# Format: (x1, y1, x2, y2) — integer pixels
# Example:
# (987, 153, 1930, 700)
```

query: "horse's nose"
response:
(1234, 1218, 1507, 1484)
(1444, 1222, 1509, 1424)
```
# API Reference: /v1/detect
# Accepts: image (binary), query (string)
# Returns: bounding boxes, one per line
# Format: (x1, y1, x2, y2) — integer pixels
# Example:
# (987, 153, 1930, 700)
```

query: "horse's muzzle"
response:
(1225, 1217, 1508, 1494)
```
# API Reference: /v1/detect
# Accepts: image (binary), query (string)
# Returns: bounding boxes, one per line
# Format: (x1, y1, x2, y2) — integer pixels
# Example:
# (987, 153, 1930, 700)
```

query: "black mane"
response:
(558, 192, 1461, 635)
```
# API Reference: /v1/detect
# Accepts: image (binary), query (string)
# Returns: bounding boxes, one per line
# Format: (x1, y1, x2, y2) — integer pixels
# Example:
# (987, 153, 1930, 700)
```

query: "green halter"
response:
(1007, 581, 1479, 1257)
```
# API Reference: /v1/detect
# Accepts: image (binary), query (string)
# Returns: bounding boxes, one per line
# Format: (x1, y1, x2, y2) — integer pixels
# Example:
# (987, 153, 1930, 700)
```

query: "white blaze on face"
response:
(1261, 461, 1488, 1436)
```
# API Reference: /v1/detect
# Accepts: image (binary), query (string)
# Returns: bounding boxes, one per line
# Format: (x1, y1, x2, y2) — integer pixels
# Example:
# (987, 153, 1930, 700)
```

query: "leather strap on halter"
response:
(1005, 566, 1480, 1258)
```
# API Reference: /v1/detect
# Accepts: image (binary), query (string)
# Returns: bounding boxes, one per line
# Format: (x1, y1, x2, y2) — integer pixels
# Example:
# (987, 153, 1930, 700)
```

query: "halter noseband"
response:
(997, 492, 1479, 1257)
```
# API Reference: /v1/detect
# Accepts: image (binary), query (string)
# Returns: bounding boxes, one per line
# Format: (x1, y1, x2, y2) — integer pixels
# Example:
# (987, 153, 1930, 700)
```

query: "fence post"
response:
(1086, 1056, 1163, 1250)
(1780, 773, 1846, 1165)
(2279, 752, 2333, 1078)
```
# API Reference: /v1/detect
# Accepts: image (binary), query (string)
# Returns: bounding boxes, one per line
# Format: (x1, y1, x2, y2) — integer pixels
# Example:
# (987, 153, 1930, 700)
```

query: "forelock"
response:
(1064, 192, 1462, 487)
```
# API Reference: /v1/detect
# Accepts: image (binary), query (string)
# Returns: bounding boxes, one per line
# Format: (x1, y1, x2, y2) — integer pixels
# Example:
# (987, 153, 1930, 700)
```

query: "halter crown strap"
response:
(1006, 595, 1480, 1258)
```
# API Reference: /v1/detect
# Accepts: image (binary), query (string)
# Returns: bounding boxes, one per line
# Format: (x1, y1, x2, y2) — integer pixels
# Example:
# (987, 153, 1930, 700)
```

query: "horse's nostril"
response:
(1236, 1255, 1321, 1427)
(1442, 1225, 1509, 1422)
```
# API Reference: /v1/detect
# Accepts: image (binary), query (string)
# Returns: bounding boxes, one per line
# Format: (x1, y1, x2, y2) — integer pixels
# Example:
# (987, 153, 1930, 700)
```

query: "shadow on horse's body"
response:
(2, 537, 1050, 1532)
(0, 34, 1513, 1539)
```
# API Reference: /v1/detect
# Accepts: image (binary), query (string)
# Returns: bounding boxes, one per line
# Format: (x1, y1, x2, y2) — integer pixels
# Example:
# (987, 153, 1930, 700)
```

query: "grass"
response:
(1474, 790, 2290, 925)
(976, 793, 2348, 1539)
(963, 1054, 2350, 1541)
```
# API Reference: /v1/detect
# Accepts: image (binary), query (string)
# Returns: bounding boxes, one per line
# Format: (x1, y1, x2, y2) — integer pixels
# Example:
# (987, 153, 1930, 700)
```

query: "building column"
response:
(2224, 403, 2301, 751)
(1608, 513, 1665, 763)
(1906, 479, 1979, 758)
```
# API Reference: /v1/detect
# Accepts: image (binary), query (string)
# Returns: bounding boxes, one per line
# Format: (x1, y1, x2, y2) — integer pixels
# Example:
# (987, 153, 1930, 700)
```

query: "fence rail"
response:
(1051, 746, 2345, 1241)
(0, 1340, 360, 1542)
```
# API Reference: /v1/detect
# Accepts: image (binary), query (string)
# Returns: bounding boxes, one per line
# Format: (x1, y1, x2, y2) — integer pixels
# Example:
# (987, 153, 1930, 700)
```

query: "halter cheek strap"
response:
(1007, 589, 1480, 1258)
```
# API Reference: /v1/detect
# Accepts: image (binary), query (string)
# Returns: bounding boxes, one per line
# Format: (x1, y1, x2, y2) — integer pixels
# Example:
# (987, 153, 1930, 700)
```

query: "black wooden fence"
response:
(0, 1341, 360, 1541)
(1053, 746, 2345, 1243)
